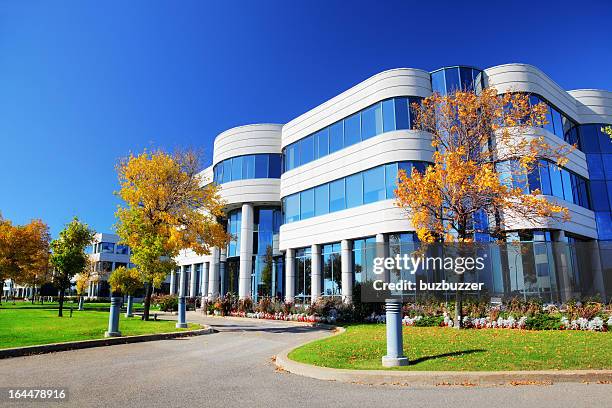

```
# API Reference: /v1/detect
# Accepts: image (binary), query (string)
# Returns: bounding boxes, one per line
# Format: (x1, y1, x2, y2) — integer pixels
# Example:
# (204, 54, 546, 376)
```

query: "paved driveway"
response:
(0, 312, 609, 408)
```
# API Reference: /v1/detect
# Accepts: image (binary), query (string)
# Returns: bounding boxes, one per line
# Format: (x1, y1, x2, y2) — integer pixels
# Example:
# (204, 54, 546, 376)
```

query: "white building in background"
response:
(173, 63, 612, 304)
(87, 233, 132, 298)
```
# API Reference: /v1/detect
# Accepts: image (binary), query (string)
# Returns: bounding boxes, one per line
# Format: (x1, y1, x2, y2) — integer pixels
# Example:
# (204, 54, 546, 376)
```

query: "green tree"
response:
(108, 266, 142, 296)
(50, 218, 95, 317)
(115, 149, 228, 320)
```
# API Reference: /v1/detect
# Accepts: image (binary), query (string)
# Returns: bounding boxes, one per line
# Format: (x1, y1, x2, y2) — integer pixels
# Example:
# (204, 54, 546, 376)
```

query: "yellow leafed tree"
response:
(115, 149, 228, 320)
(395, 88, 574, 327)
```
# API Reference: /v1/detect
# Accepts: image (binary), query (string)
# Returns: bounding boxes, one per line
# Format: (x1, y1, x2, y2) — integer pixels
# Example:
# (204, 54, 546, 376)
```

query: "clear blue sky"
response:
(1, 0, 611, 237)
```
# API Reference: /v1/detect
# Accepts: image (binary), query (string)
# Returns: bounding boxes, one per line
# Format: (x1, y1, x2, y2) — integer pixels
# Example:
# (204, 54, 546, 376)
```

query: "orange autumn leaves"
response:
(395, 88, 572, 243)
(0, 217, 51, 287)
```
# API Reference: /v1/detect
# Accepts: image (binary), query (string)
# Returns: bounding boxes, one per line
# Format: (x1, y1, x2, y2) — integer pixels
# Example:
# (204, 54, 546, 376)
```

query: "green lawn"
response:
(0, 303, 197, 349)
(289, 324, 612, 371)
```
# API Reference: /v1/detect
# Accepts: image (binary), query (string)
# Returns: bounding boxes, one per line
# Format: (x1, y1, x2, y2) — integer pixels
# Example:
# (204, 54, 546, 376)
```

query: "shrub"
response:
(413, 315, 444, 327)
(152, 294, 178, 312)
(525, 314, 563, 330)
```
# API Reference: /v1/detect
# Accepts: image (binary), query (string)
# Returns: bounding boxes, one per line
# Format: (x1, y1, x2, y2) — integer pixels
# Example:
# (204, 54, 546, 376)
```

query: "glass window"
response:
(329, 179, 346, 212)
(285, 144, 297, 171)
(590, 181, 610, 212)
(344, 113, 361, 147)
(314, 184, 329, 216)
(444, 67, 460, 94)
(329, 122, 344, 153)
(408, 97, 421, 128)
(363, 166, 385, 204)
(561, 170, 573, 202)
(431, 70, 445, 94)
(322, 243, 341, 296)
(268, 154, 281, 178)
(538, 162, 552, 195)
(231, 157, 242, 181)
(603, 155, 612, 179)
(385, 163, 398, 199)
(243, 155, 255, 179)
(255, 154, 268, 178)
(222, 160, 232, 183)
(459, 67, 474, 90)
(382, 99, 395, 132)
(300, 189, 314, 220)
(394, 97, 410, 130)
(579, 125, 600, 153)
(115, 245, 129, 255)
(285, 194, 300, 223)
(361, 103, 383, 140)
(595, 212, 612, 240)
(527, 167, 541, 192)
(101, 242, 114, 253)
(598, 126, 612, 153)
(551, 108, 564, 138)
(587, 154, 605, 180)
(300, 135, 314, 166)
(549, 165, 564, 198)
(346, 174, 363, 208)
(315, 128, 329, 159)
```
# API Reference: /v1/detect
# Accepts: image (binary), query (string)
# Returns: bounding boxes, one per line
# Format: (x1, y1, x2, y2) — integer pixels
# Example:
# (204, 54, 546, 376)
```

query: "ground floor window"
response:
(295, 248, 311, 304)
(322, 243, 341, 297)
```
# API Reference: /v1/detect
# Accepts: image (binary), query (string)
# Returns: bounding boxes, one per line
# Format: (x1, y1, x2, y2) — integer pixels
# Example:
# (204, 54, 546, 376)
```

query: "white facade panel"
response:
(282, 68, 432, 147)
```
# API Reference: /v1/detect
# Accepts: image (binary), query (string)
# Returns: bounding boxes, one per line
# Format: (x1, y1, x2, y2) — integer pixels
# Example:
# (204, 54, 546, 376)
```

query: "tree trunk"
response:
(143, 282, 153, 321)
(58, 288, 65, 317)
(0, 280, 3, 306)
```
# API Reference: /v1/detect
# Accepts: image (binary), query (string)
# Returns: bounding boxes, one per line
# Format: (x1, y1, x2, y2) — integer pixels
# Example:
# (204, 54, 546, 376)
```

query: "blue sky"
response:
(1, 0, 611, 237)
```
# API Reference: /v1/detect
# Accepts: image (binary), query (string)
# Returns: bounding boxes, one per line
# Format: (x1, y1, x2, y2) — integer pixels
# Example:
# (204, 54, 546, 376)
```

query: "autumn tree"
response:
(50, 218, 95, 317)
(115, 149, 228, 320)
(75, 267, 90, 310)
(109, 266, 142, 317)
(0, 217, 51, 304)
(395, 88, 573, 327)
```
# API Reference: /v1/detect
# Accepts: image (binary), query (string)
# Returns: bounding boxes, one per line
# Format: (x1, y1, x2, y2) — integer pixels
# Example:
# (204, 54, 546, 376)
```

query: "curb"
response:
(274, 330, 612, 386)
(0, 325, 214, 360)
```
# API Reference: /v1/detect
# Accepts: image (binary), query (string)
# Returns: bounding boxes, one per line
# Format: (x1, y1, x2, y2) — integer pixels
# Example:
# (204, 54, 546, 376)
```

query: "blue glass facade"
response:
(496, 160, 590, 209)
(431, 66, 483, 94)
(282, 97, 422, 172)
(213, 153, 282, 184)
(528, 95, 579, 146)
(282, 161, 430, 224)
(578, 124, 612, 240)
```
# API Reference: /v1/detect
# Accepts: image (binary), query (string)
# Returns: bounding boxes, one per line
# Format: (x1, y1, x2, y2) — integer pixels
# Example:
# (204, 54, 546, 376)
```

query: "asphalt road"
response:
(0, 312, 609, 408)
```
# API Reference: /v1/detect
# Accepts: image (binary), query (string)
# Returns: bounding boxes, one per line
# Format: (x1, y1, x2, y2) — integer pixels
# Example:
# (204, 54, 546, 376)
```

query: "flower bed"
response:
(399, 313, 612, 331)
(226, 310, 334, 324)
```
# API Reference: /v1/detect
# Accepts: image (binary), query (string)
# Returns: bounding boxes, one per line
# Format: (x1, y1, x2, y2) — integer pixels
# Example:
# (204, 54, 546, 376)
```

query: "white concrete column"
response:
(310, 244, 322, 303)
(341, 240, 353, 303)
(208, 247, 220, 298)
(285, 248, 295, 303)
(239, 203, 254, 299)
(201, 262, 209, 301)
(178, 266, 187, 297)
(376, 233, 390, 283)
(169, 269, 176, 294)
(189, 264, 197, 298)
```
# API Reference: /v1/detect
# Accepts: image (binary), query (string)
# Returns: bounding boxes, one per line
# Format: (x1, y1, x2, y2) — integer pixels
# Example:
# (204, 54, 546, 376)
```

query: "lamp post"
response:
(105, 296, 122, 337)
(176, 266, 188, 329)
(382, 298, 408, 367)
